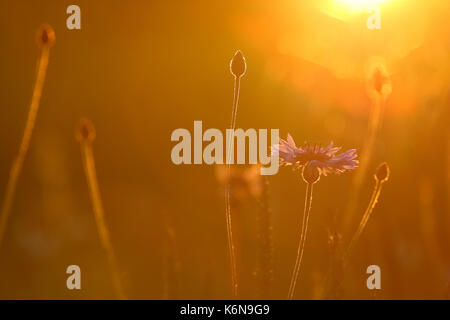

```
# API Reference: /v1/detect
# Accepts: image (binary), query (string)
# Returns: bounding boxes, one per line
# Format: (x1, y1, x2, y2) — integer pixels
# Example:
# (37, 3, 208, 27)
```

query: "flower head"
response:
(272, 134, 358, 178)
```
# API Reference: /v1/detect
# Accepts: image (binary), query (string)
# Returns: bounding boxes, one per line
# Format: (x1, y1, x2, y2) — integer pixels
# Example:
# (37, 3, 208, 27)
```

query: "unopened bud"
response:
(75, 118, 96, 143)
(374, 162, 389, 183)
(373, 68, 384, 94)
(37, 24, 55, 48)
(230, 50, 246, 78)
(368, 63, 391, 100)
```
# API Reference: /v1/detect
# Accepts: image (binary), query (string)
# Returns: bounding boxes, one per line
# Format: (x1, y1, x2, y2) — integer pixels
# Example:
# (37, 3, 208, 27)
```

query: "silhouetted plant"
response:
(346, 162, 390, 258)
(224, 50, 246, 297)
(272, 134, 358, 299)
(0, 25, 55, 249)
(76, 118, 127, 299)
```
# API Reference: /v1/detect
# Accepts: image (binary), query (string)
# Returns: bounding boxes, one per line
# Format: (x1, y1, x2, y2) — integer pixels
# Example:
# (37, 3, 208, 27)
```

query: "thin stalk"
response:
(287, 182, 314, 300)
(256, 176, 274, 298)
(343, 96, 385, 233)
(162, 213, 181, 299)
(0, 43, 51, 249)
(80, 141, 126, 300)
(225, 75, 241, 297)
(345, 180, 383, 261)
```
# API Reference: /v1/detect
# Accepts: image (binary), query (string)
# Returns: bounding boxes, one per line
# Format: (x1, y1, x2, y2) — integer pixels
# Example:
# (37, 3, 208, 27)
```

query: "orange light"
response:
(336, 0, 392, 12)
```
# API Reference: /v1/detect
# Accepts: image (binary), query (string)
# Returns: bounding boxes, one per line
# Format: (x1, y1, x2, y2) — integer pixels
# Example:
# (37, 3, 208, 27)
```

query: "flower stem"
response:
(288, 182, 314, 300)
(162, 212, 181, 299)
(346, 180, 383, 261)
(256, 176, 274, 298)
(80, 141, 126, 300)
(225, 76, 241, 297)
(0, 45, 50, 250)
(343, 97, 385, 233)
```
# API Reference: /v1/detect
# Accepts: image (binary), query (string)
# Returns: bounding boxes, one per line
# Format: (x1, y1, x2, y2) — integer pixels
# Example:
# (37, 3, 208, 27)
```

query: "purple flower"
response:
(272, 134, 358, 176)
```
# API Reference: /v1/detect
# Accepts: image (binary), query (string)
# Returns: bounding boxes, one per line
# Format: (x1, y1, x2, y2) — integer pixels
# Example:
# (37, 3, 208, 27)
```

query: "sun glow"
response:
(336, 0, 392, 12)
(316, 0, 394, 22)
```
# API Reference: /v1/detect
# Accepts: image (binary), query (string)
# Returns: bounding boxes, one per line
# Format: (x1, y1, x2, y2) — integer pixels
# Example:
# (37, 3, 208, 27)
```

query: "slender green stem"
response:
(0, 46, 50, 250)
(81, 142, 126, 300)
(288, 182, 314, 300)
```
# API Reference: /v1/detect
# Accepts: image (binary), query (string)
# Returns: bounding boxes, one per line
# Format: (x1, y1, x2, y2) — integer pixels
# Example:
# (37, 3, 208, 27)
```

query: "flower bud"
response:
(230, 50, 246, 78)
(373, 68, 385, 94)
(37, 24, 55, 48)
(75, 118, 96, 143)
(367, 63, 391, 100)
(302, 162, 321, 184)
(374, 162, 389, 183)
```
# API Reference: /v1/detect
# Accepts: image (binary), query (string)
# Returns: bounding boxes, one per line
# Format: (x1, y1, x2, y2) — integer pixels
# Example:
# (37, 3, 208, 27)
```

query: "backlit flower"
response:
(272, 134, 358, 176)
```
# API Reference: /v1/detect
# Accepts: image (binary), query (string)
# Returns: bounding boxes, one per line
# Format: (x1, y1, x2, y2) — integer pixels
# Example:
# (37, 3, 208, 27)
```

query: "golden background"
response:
(0, 0, 449, 299)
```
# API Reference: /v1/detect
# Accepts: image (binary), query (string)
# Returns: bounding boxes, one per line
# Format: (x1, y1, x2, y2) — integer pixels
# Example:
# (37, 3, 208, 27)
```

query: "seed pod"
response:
(230, 50, 246, 78)
(374, 162, 389, 183)
(37, 24, 55, 48)
(75, 118, 96, 143)
(302, 162, 321, 184)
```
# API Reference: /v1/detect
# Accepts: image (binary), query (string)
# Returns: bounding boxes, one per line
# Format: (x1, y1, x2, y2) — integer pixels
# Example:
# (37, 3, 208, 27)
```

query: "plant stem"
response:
(343, 97, 385, 233)
(0, 45, 50, 249)
(80, 141, 126, 300)
(225, 76, 241, 297)
(162, 212, 181, 299)
(346, 180, 383, 261)
(288, 182, 314, 300)
(230, 77, 240, 134)
(256, 176, 274, 298)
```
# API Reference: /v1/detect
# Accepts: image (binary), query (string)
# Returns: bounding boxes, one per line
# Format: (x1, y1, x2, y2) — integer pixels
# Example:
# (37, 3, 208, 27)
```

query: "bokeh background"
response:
(0, 0, 449, 299)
